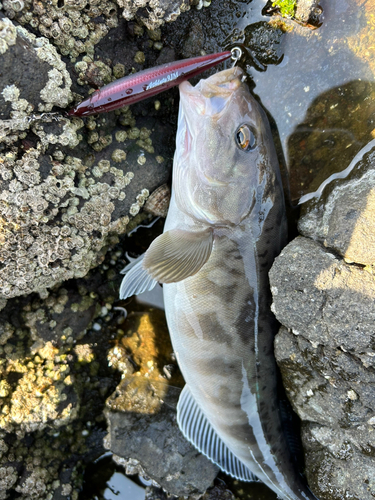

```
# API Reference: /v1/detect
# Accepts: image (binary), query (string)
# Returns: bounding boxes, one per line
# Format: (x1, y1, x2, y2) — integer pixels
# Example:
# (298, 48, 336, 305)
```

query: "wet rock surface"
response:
(104, 309, 219, 497)
(0, 250, 126, 498)
(270, 163, 375, 499)
(299, 146, 375, 266)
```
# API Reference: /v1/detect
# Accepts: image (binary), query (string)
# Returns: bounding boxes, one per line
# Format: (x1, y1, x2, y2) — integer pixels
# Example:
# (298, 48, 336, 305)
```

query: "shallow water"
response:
(244, 0, 375, 202)
(81, 1, 375, 499)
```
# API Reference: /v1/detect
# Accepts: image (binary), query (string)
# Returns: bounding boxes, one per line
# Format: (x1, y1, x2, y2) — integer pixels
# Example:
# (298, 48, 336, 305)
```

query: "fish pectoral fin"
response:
(142, 228, 213, 283)
(177, 385, 258, 483)
(119, 254, 158, 299)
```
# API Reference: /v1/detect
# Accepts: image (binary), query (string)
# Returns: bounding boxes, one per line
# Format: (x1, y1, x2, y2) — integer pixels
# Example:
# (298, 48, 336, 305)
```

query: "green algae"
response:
(272, 0, 296, 18)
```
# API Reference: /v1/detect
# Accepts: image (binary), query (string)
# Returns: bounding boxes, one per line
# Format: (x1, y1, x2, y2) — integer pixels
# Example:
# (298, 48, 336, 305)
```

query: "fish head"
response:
(174, 66, 278, 226)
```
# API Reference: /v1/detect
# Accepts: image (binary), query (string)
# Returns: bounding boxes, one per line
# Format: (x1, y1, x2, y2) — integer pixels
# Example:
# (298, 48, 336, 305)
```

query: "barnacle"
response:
(129, 188, 149, 216)
(4, 0, 119, 59)
(117, 0, 190, 30)
(0, 17, 17, 54)
(0, 146, 139, 299)
(111, 149, 127, 162)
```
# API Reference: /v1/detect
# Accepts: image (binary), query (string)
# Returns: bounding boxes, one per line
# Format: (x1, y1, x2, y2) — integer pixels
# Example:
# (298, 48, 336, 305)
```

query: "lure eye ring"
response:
(235, 124, 257, 151)
(231, 46, 243, 66)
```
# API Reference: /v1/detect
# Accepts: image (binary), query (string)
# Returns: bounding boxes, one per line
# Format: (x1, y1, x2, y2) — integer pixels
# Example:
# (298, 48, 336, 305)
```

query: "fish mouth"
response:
(179, 66, 244, 116)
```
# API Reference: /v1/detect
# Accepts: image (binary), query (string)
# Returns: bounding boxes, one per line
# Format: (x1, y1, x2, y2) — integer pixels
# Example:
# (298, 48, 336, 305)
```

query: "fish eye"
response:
(235, 124, 256, 151)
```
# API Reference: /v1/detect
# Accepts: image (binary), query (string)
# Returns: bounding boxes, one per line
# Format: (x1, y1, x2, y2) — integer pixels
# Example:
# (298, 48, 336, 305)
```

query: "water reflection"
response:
(103, 472, 145, 500)
(80, 454, 147, 500)
(246, 0, 375, 201)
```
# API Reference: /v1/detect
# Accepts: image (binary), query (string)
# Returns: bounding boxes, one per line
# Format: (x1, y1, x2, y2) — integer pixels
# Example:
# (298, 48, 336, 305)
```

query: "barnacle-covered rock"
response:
(116, 0, 190, 30)
(1, 72, 172, 300)
(0, 147, 138, 299)
(0, 15, 16, 54)
(0, 16, 73, 146)
(0, 265, 122, 499)
(2, 0, 119, 59)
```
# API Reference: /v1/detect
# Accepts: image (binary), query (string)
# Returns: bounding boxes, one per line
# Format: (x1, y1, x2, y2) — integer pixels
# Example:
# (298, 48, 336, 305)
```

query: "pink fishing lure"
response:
(68, 51, 232, 117)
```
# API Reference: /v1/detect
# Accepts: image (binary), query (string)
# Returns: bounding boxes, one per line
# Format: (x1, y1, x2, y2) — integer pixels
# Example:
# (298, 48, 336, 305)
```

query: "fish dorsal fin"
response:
(119, 255, 158, 300)
(142, 228, 213, 283)
(177, 385, 258, 482)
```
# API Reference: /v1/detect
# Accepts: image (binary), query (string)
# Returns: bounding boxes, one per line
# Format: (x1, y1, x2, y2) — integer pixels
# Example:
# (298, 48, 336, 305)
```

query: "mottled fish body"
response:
(120, 67, 319, 500)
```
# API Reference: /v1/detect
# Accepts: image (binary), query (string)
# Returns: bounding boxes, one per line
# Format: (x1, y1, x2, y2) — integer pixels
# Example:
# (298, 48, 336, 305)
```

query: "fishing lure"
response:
(67, 50, 237, 117)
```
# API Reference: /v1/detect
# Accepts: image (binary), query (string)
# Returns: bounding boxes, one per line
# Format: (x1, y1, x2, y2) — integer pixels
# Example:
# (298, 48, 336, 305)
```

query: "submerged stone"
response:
(105, 309, 219, 496)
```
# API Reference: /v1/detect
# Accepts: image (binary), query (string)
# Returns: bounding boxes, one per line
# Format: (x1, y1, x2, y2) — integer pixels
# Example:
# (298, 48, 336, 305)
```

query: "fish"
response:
(67, 51, 232, 117)
(120, 66, 320, 500)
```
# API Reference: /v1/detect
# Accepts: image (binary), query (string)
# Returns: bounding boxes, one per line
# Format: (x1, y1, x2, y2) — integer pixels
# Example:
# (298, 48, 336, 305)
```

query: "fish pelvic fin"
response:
(177, 385, 258, 483)
(142, 228, 213, 283)
(119, 254, 158, 300)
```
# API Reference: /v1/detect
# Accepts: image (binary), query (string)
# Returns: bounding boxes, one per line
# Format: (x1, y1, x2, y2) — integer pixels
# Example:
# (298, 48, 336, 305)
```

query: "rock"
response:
(106, 381, 219, 497)
(0, 259, 123, 436)
(295, 0, 322, 25)
(0, 145, 161, 300)
(144, 481, 236, 500)
(270, 237, 375, 499)
(0, 245, 130, 498)
(302, 423, 375, 500)
(105, 310, 219, 496)
(2, 0, 118, 60)
(199, 483, 236, 500)
(0, 15, 73, 146)
(265, 0, 322, 27)
(0, 26, 171, 300)
(298, 147, 375, 266)
(270, 237, 375, 354)
(116, 0, 191, 30)
(0, 17, 174, 301)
